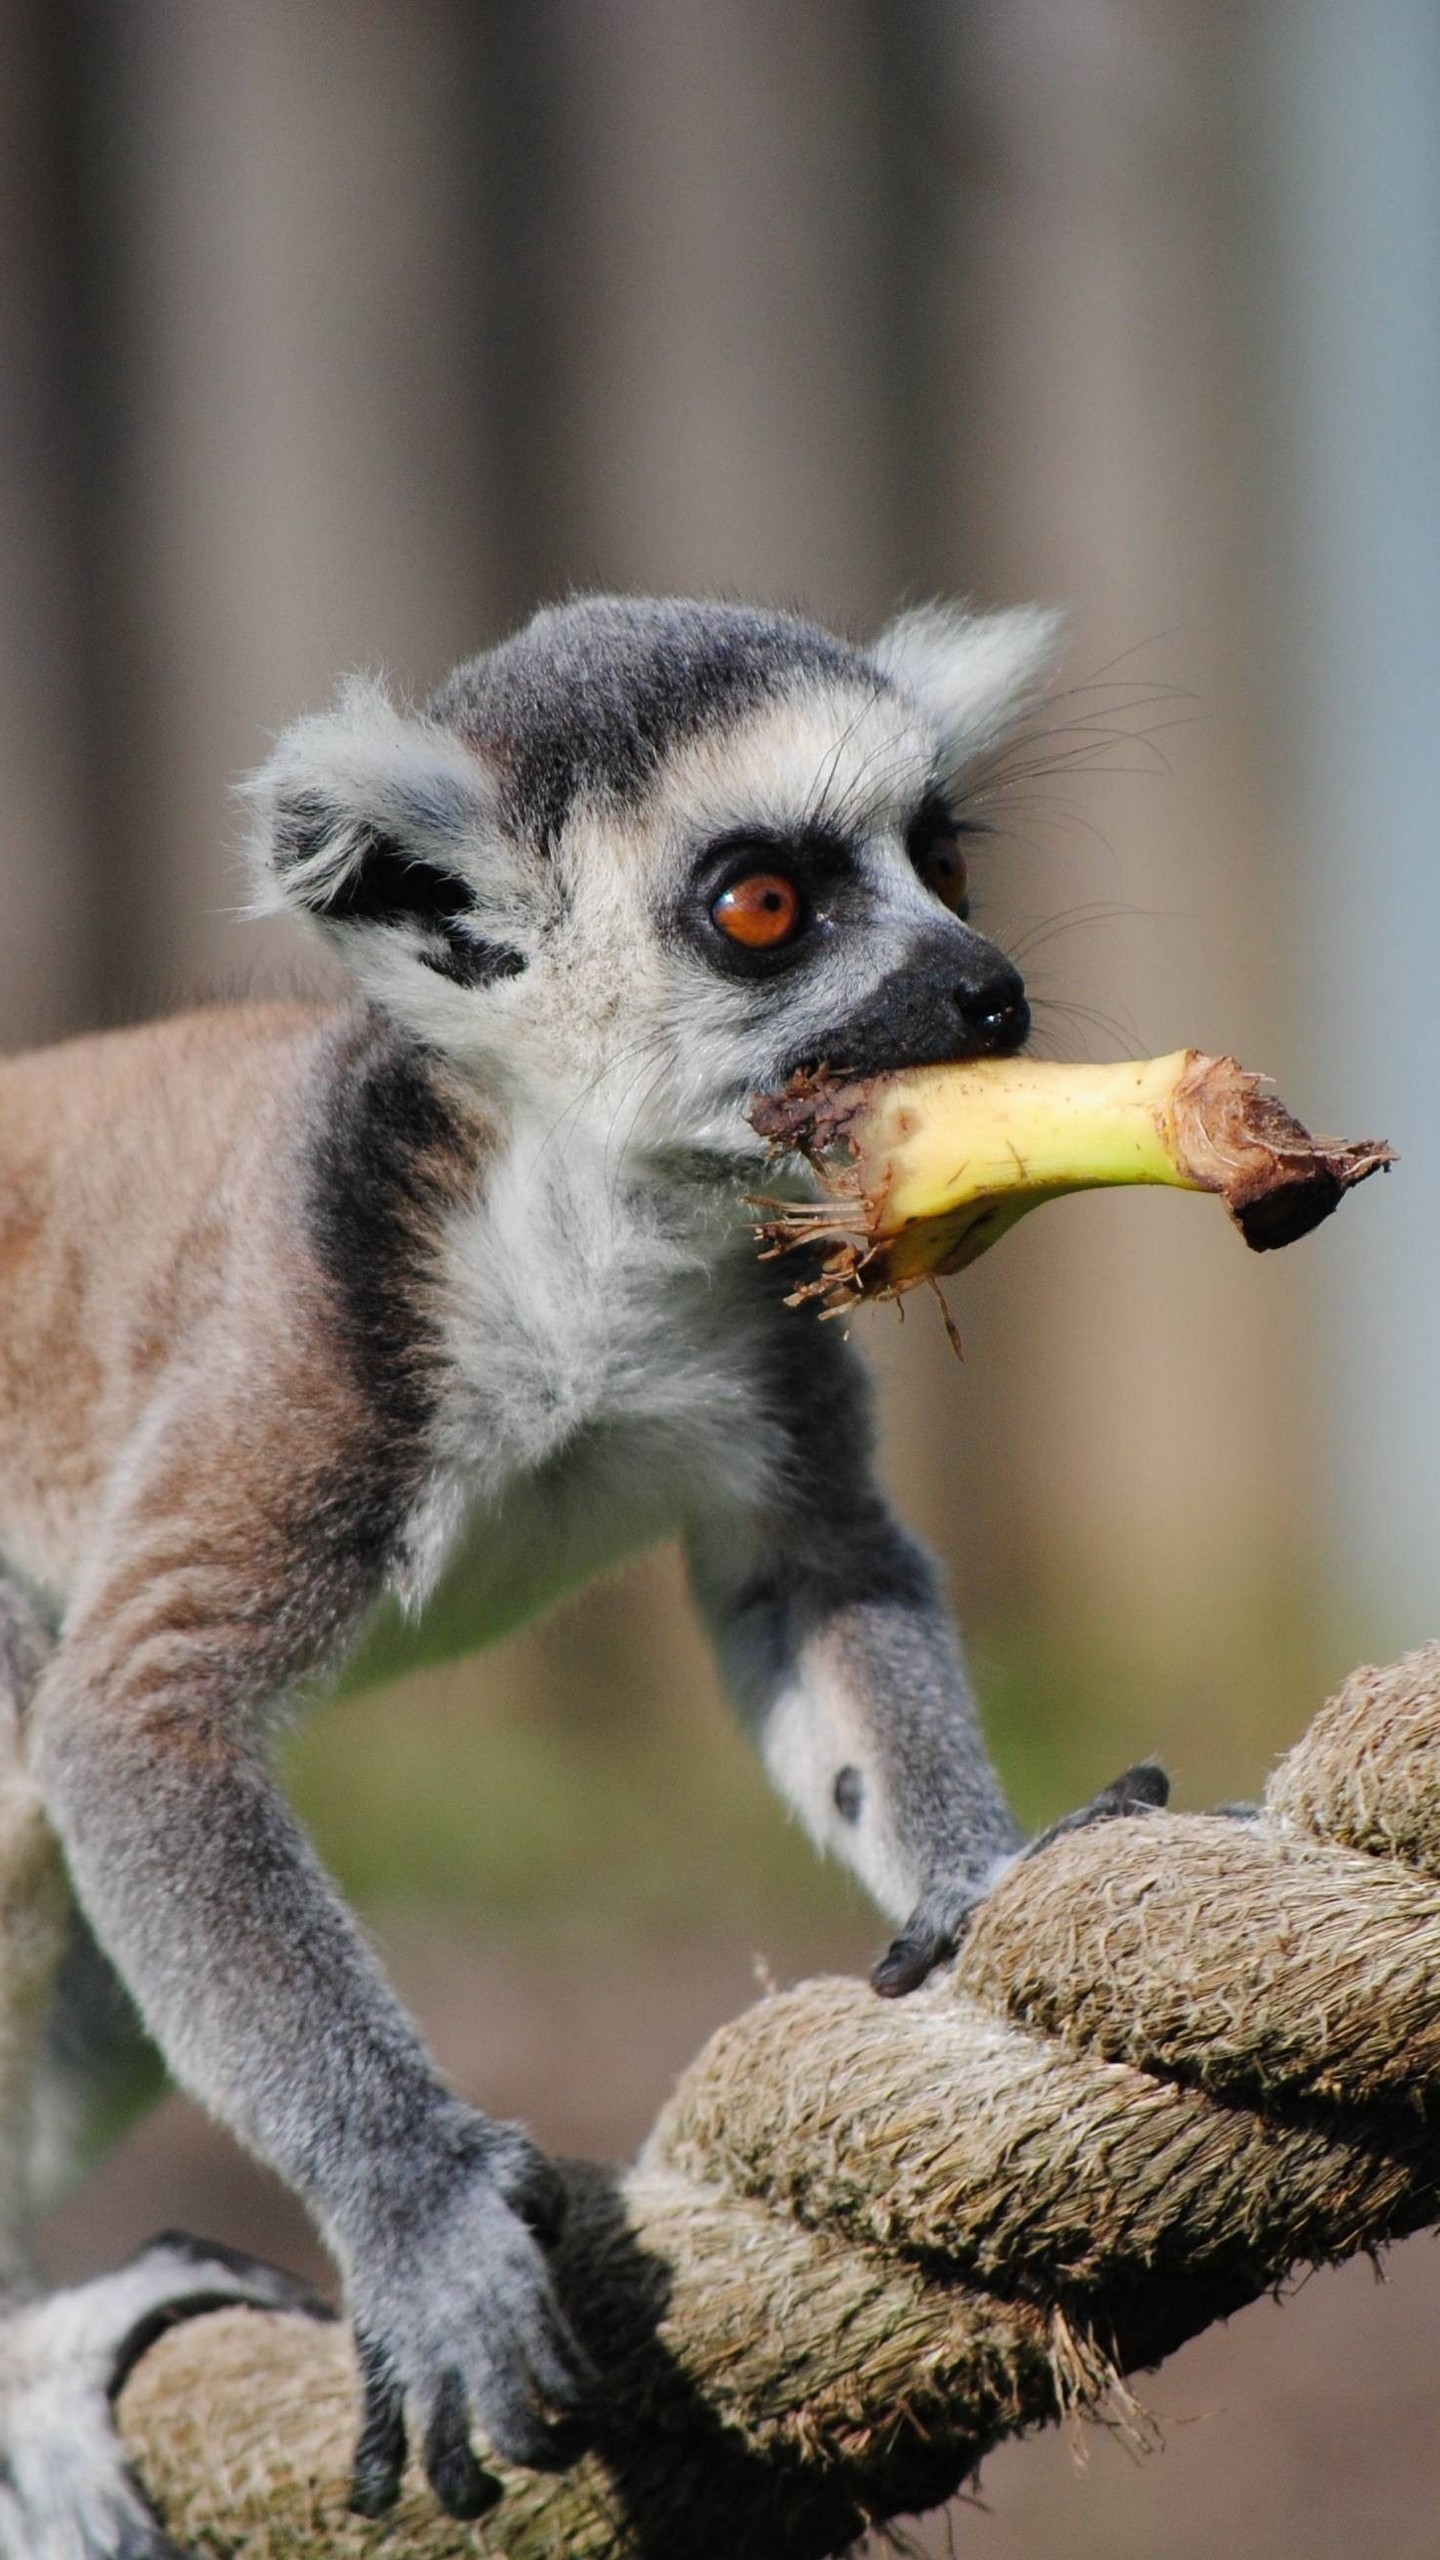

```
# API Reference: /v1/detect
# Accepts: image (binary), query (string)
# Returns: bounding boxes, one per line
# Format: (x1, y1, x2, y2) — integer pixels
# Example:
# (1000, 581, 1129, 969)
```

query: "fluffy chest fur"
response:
(360, 1117, 793, 1682)
(441, 1128, 775, 1479)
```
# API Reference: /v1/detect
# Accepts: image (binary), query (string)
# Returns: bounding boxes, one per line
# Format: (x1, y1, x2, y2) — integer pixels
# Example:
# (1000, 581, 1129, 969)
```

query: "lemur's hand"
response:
(346, 2110, 592, 2521)
(872, 1762, 1171, 1997)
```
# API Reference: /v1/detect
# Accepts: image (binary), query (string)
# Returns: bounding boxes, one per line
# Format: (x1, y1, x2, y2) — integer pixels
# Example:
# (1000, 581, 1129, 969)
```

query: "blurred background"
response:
(6, 2, 1440, 2551)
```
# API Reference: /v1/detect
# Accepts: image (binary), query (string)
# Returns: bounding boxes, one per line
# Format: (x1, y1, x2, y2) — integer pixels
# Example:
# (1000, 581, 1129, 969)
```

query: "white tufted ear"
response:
(872, 603, 1064, 774)
(242, 676, 543, 996)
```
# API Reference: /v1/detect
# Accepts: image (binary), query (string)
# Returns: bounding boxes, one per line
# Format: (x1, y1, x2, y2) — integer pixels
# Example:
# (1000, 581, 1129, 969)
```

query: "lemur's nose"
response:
(955, 968, 1030, 1055)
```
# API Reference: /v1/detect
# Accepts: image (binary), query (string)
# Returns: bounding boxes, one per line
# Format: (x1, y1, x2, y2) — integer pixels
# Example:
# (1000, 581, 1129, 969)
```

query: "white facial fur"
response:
(247, 603, 1061, 1163)
(538, 686, 942, 1157)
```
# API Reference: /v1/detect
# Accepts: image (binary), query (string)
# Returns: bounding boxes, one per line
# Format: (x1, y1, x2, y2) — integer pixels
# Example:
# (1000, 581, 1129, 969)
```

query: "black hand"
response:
(872, 1763, 1172, 1999)
(1024, 1759, 1170, 1859)
(349, 2333, 408, 2518)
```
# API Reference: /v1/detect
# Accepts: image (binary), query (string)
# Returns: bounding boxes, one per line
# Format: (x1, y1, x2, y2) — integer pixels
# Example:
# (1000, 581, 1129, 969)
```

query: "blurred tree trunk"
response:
(864, 0, 1312, 1739)
(68, 0, 514, 1014)
(0, 0, 106, 1042)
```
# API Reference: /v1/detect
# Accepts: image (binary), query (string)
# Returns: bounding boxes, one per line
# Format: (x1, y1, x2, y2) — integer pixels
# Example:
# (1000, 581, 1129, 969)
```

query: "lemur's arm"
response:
(685, 1317, 1026, 1994)
(27, 1372, 586, 2521)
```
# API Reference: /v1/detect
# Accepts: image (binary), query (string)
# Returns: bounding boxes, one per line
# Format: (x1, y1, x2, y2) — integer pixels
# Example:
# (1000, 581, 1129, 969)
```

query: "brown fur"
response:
(0, 1002, 332, 1600)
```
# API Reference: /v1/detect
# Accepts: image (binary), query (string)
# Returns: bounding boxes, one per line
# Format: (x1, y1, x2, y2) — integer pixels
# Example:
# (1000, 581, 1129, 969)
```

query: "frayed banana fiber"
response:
(750, 1051, 1393, 1316)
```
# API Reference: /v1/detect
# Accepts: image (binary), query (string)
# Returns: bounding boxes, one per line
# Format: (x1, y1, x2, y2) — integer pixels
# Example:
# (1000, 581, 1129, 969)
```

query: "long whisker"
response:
(808, 677, 891, 828)
(1004, 903, 1158, 965)
(1027, 995, 1144, 1061)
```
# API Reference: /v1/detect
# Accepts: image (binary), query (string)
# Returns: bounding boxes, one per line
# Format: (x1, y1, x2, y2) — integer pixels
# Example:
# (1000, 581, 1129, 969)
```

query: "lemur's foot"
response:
(346, 2114, 593, 2523)
(872, 1762, 1171, 1997)
(0, 2232, 327, 2560)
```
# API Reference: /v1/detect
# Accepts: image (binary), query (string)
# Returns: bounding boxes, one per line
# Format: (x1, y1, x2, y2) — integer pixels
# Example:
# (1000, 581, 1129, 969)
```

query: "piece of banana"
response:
(750, 1051, 1393, 1316)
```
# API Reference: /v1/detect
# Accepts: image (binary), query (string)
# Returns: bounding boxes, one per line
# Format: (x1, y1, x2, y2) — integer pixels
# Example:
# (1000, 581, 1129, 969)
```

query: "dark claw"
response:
(349, 2335, 408, 2519)
(872, 1936, 930, 1998)
(872, 1921, 949, 1998)
(424, 2369, 503, 2521)
(1108, 1759, 1170, 1812)
(872, 1870, 991, 1996)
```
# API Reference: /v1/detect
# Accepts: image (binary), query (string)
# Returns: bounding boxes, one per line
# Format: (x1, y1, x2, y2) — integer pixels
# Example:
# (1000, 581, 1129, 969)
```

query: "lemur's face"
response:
(251, 596, 1058, 1160)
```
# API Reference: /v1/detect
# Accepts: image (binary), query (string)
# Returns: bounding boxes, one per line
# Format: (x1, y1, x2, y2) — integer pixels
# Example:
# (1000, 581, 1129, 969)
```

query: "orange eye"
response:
(915, 830, 970, 916)
(711, 872, 805, 950)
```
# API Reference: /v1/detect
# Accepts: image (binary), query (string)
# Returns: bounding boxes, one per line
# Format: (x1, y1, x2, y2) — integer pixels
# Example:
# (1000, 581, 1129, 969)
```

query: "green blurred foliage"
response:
(975, 1568, 1374, 1832)
(286, 1541, 1377, 1938)
(286, 1554, 872, 1937)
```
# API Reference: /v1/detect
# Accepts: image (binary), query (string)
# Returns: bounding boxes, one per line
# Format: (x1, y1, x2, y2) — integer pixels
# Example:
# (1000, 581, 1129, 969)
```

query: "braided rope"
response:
(119, 1643, 1440, 2557)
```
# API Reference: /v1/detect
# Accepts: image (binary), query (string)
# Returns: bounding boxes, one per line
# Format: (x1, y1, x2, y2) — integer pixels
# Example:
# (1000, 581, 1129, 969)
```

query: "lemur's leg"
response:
(26, 1396, 589, 2529)
(0, 1575, 320, 2560)
(687, 1320, 1166, 1996)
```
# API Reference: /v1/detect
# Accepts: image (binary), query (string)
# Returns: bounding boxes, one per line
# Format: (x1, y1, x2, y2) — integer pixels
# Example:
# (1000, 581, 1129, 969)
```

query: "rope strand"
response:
(119, 1643, 1440, 2557)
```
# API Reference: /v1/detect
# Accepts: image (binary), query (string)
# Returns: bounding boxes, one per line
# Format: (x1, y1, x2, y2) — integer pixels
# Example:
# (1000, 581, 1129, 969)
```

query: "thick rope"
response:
(119, 1643, 1440, 2557)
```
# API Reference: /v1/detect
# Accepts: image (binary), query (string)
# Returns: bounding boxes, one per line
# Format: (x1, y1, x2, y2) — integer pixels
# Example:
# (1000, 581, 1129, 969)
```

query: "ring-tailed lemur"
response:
(0, 595, 1166, 2551)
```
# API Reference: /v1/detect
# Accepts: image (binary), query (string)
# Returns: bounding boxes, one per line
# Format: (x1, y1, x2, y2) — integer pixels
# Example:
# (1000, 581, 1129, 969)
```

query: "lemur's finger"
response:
(871, 1932, 936, 1997)
(521, 2292, 596, 2421)
(872, 1870, 995, 1994)
(348, 2335, 408, 2519)
(873, 1766, 1172, 1998)
(423, 2368, 503, 2521)
(490, 2130, 570, 2253)
(1026, 1759, 1170, 1859)
(479, 2146, 597, 2415)
(872, 1916, 955, 1997)
(1106, 1760, 1170, 1813)
(475, 2347, 590, 2473)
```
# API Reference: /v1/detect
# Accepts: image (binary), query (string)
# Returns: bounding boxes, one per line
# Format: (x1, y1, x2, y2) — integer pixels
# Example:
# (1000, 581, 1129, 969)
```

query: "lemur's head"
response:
(248, 595, 1058, 1156)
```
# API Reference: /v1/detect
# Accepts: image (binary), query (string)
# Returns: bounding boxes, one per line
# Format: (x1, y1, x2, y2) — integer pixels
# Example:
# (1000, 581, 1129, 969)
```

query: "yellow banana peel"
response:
(750, 1051, 1393, 1317)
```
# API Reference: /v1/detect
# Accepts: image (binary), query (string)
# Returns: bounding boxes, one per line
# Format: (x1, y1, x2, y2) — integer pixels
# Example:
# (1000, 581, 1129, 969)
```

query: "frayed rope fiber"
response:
(120, 1643, 1440, 2557)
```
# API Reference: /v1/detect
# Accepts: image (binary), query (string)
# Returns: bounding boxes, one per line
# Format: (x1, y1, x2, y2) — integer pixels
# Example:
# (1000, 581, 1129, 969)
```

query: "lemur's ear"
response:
(244, 677, 539, 993)
(872, 603, 1063, 776)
